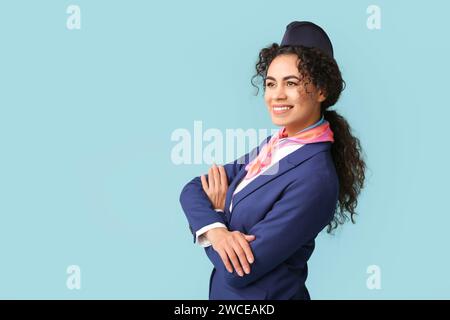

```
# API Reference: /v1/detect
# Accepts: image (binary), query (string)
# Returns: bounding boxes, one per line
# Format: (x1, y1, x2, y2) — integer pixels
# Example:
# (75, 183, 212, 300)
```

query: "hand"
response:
(205, 228, 256, 277)
(201, 164, 228, 211)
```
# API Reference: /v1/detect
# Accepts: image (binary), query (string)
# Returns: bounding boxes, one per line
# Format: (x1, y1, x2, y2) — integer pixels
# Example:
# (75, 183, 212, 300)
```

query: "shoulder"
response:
(291, 144, 339, 194)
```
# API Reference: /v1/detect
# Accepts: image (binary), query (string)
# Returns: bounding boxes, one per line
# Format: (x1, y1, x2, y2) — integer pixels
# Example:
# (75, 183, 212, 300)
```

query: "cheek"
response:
(287, 89, 303, 103)
(294, 86, 316, 102)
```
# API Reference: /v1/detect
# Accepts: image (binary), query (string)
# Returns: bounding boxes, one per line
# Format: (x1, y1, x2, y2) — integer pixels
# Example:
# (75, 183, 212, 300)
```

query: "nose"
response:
(273, 85, 287, 100)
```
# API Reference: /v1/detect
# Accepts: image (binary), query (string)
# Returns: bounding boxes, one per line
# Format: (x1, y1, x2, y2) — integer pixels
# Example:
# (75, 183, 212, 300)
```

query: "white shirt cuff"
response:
(196, 222, 227, 247)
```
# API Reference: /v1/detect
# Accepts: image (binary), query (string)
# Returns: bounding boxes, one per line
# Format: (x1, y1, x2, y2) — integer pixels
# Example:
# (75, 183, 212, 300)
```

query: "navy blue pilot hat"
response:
(280, 21, 334, 58)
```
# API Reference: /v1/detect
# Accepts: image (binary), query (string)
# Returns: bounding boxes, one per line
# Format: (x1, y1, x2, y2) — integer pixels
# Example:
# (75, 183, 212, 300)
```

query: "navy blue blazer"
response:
(179, 136, 339, 300)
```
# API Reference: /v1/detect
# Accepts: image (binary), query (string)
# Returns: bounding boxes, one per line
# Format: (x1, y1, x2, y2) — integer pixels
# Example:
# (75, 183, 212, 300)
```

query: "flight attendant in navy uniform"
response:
(180, 21, 366, 300)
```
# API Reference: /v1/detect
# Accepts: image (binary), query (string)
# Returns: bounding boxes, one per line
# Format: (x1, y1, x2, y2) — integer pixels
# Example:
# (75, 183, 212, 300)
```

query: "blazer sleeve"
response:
(179, 136, 271, 243)
(204, 173, 339, 288)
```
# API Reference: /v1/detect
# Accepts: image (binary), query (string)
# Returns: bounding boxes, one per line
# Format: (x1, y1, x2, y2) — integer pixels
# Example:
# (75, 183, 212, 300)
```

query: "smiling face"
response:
(264, 54, 327, 137)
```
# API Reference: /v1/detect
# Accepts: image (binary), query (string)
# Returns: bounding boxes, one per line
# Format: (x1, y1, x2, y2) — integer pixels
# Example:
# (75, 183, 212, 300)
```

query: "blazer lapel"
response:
(225, 142, 331, 217)
(224, 168, 247, 216)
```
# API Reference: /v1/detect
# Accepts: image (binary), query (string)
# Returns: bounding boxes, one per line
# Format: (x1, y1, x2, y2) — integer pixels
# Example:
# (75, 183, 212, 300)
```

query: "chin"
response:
(270, 117, 290, 127)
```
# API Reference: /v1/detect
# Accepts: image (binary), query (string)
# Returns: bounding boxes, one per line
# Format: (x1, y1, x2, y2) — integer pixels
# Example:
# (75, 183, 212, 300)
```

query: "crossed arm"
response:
(179, 139, 337, 288)
(179, 148, 260, 277)
(203, 175, 337, 288)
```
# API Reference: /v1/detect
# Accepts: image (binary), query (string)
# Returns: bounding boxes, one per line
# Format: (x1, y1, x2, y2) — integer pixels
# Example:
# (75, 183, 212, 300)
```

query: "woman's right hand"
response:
(205, 228, 256, 277)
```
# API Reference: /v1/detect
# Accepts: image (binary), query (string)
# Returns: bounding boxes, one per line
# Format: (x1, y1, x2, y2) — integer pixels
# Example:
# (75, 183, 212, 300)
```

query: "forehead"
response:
(267, 54, 300, 76)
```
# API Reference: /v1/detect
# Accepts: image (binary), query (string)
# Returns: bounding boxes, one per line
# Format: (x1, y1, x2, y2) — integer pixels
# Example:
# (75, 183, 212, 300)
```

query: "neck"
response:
(284, 114, 323, 137)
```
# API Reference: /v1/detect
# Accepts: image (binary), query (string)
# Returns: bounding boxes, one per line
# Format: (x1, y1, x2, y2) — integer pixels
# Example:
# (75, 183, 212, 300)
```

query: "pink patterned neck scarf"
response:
(244, 121, 334, 180)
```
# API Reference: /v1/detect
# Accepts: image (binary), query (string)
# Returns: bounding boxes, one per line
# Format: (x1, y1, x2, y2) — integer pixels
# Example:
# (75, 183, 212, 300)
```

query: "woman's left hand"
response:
(201, 164, 229, 211)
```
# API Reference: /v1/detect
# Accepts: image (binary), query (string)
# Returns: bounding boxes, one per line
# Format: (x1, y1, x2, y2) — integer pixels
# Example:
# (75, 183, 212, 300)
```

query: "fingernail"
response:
(249, 258, 254, 264)
(244, 267, 250, 274)
(238, 271, 243, 277)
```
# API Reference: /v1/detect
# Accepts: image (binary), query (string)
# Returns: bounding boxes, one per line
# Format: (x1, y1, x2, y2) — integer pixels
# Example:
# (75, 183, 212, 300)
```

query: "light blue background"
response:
(1, 0, 449, 299)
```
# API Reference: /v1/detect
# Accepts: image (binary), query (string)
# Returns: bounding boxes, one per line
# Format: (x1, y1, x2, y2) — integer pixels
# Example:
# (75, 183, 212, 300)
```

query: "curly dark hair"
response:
(251, 43, 366, 233)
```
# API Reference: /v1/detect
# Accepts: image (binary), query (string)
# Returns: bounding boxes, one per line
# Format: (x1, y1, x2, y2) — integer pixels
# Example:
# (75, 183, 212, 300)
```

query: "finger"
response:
(218, 166, 228, 188)
(244, 234, 256, 241)
(238, 236, 255, 265)
(200, 175, 208, 192)
(233, 237, 251, 273)
(208, 167, 215, 190)
(217, 248, 233, 273)
(224, 245, 244, 277)
(212, 164, 220, 191)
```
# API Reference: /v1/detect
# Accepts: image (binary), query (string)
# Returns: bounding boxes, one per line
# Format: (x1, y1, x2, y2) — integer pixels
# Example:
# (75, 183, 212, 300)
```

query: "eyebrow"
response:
(265, 75, 301, 82)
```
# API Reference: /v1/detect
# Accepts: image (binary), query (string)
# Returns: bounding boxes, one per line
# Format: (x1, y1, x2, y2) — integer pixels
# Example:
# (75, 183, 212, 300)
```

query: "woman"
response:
(179, 21, 366, 300)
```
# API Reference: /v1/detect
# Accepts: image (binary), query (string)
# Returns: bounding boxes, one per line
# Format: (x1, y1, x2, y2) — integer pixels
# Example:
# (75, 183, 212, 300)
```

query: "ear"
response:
(317, 88, 327, 103)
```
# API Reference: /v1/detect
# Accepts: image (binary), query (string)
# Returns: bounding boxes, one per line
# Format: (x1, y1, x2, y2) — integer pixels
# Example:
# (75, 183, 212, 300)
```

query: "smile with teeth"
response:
(272, 105, 294, 115)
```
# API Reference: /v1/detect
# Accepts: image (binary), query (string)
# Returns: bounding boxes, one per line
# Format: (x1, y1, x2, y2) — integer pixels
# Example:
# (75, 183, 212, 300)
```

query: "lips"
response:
(272, 105, 293, 115)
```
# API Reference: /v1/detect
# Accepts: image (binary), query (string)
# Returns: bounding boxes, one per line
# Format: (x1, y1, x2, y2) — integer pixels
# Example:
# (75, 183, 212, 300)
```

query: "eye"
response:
(265, 82, 275, 88)
(286, 81, 298, 87)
